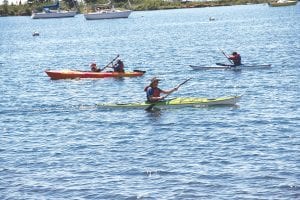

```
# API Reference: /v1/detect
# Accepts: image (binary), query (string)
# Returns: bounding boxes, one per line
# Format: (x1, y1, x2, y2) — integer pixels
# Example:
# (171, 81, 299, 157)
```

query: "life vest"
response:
(230, 54, 241, 65)
(145, 86, 161, 102)
(114, 60, 124, 72)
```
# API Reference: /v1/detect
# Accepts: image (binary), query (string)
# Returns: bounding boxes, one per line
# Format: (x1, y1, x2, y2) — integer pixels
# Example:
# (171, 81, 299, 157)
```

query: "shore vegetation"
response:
(1, 0, 270, 17)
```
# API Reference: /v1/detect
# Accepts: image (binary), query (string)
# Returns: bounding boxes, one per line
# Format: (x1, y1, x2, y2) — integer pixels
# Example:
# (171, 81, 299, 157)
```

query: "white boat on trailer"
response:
(189, 64, 271, 70)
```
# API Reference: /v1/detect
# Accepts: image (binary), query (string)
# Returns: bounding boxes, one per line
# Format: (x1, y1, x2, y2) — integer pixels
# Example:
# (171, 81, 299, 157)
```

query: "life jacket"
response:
(144, 86, 161, 102)
(231, 54, 241, 65)
(114, 60, 125, 72)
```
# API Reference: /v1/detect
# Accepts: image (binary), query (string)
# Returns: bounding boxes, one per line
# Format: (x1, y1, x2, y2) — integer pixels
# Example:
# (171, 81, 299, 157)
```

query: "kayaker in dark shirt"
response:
(228, 52, 241, 66)
(144, 77, 177, 103)
(112, 59, 125, 73)
(90, 62, 101, 72)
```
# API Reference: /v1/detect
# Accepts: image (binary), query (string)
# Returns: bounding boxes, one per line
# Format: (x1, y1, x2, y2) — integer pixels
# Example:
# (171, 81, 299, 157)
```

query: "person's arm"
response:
(149, 95, 164, 101)
(160, 87, 178, 100)
(160, 88, 178, 95)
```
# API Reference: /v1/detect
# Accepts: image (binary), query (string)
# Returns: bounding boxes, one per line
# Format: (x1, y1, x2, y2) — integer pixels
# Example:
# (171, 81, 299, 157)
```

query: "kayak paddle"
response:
(145, 78, 191, 111)
(219, 48, 233, 65)
(101, 54, 120, 71)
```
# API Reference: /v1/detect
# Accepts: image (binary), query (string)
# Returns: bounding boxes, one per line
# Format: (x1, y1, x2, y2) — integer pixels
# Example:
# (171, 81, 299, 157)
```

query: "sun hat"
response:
(151, 77, 160, 83)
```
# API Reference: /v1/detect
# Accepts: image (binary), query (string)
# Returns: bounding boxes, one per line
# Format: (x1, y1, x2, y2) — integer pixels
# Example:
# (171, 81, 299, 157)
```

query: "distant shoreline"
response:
(0, 0, 270, 17)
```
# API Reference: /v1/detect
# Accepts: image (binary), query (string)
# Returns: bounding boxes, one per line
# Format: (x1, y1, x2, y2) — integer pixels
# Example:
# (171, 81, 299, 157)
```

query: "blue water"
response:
(1, 3, 300, 199)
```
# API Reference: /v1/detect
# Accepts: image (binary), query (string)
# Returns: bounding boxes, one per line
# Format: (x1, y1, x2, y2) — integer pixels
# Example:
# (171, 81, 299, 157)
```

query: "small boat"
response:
(31, 1, 77, 19)
(268, 0, 297, 7)
(45, 69, 145, 80)
(97, 95, 241, 109)
(84, 6, 131, 20)
(209, 17, 215, 21)
(189, 64, 271, 70)
(32, 31, 40, 36)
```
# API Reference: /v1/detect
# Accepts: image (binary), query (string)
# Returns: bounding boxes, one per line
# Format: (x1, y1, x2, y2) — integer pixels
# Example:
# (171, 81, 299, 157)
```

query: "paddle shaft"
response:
(101, 54, 120, 71)
(219, 49, 233, 65)
(163, 78, 191, 99)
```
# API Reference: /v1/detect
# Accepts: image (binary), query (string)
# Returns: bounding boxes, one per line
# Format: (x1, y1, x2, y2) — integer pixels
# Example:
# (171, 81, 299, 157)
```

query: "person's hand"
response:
(160, 96, 165, 100)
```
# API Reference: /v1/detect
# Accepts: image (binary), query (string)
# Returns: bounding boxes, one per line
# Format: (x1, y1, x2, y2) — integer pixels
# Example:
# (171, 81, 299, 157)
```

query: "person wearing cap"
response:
(112, 59, 125, 73)
(144, 77, 178, 103)
(90, 62, 101, 72)
(228, 52, 241, 66)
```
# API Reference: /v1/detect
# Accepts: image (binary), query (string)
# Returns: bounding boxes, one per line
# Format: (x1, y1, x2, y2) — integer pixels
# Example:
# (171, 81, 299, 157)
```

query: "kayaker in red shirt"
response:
(228, 52, 241, 66)
(144, 77, 177, 103)
(90, 63, 101, 72)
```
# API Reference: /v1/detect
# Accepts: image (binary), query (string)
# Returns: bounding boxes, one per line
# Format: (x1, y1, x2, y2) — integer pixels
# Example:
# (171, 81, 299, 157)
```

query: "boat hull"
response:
(31, 10, 77, 19)
(45, 70, 145, 80)
(190, 64, 271, 70)
(268, 1, 297, 7)
(97, 96, 241, 109)
(84, 10, 131, 20)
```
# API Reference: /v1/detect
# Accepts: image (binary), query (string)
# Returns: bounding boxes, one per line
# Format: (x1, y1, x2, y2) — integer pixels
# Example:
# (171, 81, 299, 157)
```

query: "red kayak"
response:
(45, 69, 146, 80)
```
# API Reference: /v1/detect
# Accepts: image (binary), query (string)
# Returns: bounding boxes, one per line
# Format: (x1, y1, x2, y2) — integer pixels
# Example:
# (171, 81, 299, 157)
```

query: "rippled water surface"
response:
(1, 4, 299, 199)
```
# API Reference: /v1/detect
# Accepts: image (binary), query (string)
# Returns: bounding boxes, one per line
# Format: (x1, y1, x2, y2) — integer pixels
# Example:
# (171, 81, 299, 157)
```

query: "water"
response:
(1, 4, 300, 199)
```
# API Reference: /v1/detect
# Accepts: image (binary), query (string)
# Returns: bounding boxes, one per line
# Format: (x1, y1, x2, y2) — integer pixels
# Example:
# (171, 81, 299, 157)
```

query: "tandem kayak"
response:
(189, 64, 271, 70)
(45, 69, 146, 80)
(97, 95, 241, 109)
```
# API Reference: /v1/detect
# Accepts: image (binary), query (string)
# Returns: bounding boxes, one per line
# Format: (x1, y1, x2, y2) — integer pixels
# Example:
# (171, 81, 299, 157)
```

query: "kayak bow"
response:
(45, 69, 145, 80)
(97, 95, 241, 109)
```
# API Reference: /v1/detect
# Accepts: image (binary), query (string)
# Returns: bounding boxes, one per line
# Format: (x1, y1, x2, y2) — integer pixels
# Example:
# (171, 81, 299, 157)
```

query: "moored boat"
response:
(268, 0, 297, 7)
(31, 1, 77, 19)
(84, 2, 131, 20)
(84, 8, 131, 20)
(31, 10, 76, 19)
(97, 95, 241, 109)
(45, 69, 145, 80)
(189, 64, 271, 70)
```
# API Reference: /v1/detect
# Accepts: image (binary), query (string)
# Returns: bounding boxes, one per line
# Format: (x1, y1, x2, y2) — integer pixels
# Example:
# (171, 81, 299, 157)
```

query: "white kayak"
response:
(190, 64, 271, 70)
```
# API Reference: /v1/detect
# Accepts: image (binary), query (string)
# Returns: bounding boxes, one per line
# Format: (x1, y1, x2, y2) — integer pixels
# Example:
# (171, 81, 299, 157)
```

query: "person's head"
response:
(90, 63, 97, 67)
(150, 77, 160, 87)
(232, 52, 237, 55)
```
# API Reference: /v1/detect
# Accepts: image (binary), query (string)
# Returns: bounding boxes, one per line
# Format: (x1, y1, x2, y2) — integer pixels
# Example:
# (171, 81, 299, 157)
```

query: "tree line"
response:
(0, 0, 269, 16)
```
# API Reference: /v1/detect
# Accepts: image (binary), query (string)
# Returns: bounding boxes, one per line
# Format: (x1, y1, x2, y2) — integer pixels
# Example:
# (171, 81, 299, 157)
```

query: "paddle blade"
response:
(133, 69, 146, 73)
(145, 103, 155, 111)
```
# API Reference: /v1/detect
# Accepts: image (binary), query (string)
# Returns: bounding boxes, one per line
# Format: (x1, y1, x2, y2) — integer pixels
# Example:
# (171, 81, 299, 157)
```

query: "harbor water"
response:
(0, 3, 299, 199)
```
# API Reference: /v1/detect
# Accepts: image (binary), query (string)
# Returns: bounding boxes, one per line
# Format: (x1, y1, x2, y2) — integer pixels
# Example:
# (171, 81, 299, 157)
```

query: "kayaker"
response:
(112, 59, 125, 73)
(144, 77, 178, 103)
(228, 52, 241, 66)
(90, 62, 101, 72)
